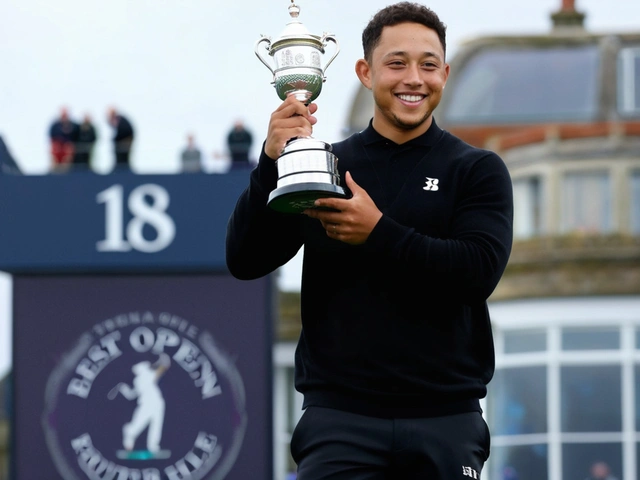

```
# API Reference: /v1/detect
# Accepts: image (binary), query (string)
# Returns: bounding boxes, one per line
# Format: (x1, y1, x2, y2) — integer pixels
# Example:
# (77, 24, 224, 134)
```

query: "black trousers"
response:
(290, 406, 490, 480)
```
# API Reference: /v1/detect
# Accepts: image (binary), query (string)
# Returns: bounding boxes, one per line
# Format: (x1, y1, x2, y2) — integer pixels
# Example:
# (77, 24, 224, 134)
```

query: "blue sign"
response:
(5, 170, 275, 479)
(0, 170, 251, 273)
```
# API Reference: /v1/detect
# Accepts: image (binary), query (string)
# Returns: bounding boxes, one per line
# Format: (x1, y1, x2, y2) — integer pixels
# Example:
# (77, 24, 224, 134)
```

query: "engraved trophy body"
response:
(255, 1, 347, 213)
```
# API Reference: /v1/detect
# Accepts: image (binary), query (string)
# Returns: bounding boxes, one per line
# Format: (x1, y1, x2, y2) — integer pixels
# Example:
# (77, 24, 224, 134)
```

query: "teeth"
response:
(398, 94, 423, 102)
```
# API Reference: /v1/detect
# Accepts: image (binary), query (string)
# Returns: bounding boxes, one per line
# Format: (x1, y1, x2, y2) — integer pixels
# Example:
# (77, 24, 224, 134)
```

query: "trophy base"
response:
(268, 182, 347, 214)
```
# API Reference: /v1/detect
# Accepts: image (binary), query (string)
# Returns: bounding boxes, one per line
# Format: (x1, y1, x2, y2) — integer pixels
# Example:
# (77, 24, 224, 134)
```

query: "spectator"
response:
(226, 119, 253, 169)
(48, 107, 79, 173)
(107, 107, 135, 170)
(180, 133, 203, 173)
(585, 461, 618, 480)
(73, 114, 97, 171)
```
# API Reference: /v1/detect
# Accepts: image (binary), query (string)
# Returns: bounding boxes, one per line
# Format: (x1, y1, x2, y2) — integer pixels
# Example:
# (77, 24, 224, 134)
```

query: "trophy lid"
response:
(271, 2, 324, 50)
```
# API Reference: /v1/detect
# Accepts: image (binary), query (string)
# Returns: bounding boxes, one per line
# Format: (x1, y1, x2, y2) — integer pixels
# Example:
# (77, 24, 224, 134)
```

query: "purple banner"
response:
(13, 274, 273, 480)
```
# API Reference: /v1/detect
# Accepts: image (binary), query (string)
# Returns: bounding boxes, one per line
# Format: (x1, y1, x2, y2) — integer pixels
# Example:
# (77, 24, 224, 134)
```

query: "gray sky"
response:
(1, 0, 640, 375)
(2, 0, 640, 174)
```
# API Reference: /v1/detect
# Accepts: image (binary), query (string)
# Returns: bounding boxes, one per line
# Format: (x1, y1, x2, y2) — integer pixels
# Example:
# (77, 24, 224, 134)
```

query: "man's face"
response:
(357, 22, 449, 142)
(591, 463, 610, 479)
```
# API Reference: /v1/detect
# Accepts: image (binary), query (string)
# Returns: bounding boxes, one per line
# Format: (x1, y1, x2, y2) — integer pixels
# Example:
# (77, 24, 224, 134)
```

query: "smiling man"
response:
(226, 2, 514, 478)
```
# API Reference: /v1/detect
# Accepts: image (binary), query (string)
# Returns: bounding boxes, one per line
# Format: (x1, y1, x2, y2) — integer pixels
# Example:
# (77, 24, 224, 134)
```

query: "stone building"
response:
(273, 1, 640, 479)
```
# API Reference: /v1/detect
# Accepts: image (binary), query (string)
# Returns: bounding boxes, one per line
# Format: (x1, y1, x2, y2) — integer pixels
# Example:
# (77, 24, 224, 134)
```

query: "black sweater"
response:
(226, 120, 513, 418)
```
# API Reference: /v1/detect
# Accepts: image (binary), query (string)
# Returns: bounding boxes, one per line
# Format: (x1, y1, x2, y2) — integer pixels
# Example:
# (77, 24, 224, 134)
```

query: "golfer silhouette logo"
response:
(108, 353, 172, 460)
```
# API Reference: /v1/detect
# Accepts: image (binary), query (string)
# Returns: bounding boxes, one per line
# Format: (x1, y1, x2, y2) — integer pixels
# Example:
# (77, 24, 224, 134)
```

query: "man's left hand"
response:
(303, 172, 382, 245)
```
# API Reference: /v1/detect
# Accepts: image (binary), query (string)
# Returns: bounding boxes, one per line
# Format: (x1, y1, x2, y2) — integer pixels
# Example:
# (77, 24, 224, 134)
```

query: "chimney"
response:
(551, 0, 586, 29)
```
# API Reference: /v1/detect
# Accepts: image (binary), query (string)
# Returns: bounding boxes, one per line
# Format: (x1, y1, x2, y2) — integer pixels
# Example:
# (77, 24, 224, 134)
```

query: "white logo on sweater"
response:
(462, 466, 480, 478)
(423, 177, 439, 191)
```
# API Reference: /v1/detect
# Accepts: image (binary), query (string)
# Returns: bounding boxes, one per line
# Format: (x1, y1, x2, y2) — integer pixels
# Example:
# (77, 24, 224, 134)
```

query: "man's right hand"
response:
(265, 94, 318, 160)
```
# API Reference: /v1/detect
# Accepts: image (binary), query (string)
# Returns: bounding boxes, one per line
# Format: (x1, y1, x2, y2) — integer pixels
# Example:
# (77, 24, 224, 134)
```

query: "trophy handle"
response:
(321, 33, 340, 77)
(255, 36, 276, 77)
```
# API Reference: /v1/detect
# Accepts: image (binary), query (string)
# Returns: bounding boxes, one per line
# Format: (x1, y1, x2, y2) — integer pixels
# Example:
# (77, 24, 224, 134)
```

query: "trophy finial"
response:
(288, 1, 300, 19)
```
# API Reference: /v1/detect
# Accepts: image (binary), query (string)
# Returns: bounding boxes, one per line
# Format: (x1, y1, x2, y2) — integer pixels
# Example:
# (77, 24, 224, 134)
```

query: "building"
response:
(274, 1, 640, 479)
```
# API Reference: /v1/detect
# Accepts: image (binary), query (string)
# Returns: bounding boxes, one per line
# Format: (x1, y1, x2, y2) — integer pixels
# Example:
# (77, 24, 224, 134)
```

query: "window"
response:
(504, 329, 547, 354)
(562, 327, 620, 350)
(563, 443, 622, 480)
(633, 366, 640, 431)
(488, 444, 548, 480)
(489, 367, 547, 435)
(618, 46, 640, 116)
(561, 171, 612, 234)
(513, 177, 543, 239)
(445, 45, 600, 123)
(561, 365, 621, 432)
(632, 170, 640, 234)
(488, 299, 640, 480)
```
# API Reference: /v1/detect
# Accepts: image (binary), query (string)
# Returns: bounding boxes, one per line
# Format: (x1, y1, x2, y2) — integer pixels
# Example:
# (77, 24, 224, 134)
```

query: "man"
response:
(108, 353, 170, 454)
(180, 133, 203, 173)
(226, 119, 253, 168)
(48, 107, 79, 173)
(73, 114, 97, 170)
(107, 107, 135, 170)
(585, 461, 619, 480)
(226, 2, 513, 478)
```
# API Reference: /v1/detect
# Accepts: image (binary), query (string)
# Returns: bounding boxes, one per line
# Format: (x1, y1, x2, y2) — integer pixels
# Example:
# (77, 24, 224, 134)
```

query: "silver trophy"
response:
(255, 1, 347, 213)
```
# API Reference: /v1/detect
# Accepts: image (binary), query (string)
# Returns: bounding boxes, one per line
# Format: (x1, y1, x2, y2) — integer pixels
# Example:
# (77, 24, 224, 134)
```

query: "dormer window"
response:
(444, 45, 600, 124)
(618, 46, 640, 116)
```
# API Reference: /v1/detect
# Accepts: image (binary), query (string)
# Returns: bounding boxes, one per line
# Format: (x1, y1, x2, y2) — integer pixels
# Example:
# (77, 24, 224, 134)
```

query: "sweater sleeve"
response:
(364, 150, 513, 302)
(225, 145, 305, 280)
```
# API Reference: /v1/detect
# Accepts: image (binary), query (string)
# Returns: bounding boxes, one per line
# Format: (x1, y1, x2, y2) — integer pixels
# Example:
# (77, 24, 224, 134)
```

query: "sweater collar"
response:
(360, 117, 442, 147)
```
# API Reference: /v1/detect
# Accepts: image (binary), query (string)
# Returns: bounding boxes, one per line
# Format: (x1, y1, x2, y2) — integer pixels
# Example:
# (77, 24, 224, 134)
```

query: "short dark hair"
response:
(362, 2, 447, 62)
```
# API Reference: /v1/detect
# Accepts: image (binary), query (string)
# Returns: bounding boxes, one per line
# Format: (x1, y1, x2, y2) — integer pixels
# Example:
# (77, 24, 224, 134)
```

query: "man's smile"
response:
(396, 93, 426, 104)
